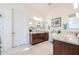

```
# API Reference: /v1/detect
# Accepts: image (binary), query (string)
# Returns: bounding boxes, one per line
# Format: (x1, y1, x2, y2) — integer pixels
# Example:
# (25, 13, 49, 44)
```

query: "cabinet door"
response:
(32, 34, 38, 44)
(32, 33, 41, 45)
(53, 40, 64, 55)
(67, 44, 79, 55)
(45, 33, 48, 40)
(42, 33, 48, 41)
(62, 42, 69, 55)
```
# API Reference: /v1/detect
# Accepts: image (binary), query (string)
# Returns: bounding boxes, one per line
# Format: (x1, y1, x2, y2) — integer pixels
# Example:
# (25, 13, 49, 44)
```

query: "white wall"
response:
(44, 4, 76, 34)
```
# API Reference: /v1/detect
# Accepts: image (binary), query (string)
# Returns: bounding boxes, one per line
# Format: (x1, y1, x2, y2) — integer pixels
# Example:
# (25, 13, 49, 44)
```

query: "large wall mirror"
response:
(69, 14, 79, 29)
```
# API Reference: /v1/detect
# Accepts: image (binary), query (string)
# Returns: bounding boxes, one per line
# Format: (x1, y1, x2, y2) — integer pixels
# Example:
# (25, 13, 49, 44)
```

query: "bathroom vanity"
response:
(53, 39, 79, 55)
(29, 32, 49, 45)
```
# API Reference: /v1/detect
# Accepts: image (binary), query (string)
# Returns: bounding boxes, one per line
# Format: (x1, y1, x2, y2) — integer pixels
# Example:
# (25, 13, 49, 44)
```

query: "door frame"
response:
(11, 8, 14, 48)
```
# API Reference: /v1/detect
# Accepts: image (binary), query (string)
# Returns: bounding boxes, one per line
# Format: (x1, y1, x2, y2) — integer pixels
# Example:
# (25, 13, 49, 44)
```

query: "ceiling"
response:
(0, 3, 73, 14)
(0, 3, 74, 19)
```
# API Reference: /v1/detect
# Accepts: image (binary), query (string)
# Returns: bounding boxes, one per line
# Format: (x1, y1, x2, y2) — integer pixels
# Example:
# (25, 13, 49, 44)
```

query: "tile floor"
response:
(2, 41, 53, 55)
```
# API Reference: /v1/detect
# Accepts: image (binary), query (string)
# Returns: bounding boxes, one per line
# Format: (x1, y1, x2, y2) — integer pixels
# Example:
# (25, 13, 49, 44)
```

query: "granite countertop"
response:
(54, 39, 79, 45)
(53, 34, 79, 45)
(29, 31, 49, 34)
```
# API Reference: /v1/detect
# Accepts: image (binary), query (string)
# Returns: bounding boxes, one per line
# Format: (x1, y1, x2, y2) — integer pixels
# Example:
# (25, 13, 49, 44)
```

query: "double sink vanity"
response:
(29, 32, 49, 45)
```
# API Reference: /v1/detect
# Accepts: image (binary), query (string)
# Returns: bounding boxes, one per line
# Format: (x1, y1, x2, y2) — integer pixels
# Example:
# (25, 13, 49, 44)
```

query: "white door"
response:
(12, 9, 29, 47)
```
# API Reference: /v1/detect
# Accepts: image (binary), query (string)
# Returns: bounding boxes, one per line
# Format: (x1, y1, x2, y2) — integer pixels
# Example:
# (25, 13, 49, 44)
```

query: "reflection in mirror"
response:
(69, 14, 79, 29)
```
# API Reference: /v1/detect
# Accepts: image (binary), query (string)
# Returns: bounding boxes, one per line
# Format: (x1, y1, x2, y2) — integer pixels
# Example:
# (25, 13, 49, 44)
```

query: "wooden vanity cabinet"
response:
(53, 40, 79, 55)
(30, 32, 49, 45)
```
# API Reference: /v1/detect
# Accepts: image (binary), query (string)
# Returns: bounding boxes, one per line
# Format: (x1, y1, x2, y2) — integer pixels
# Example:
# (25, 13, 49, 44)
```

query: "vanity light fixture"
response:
(33, 16, 42, 21)
(29, 22, 32, 25)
